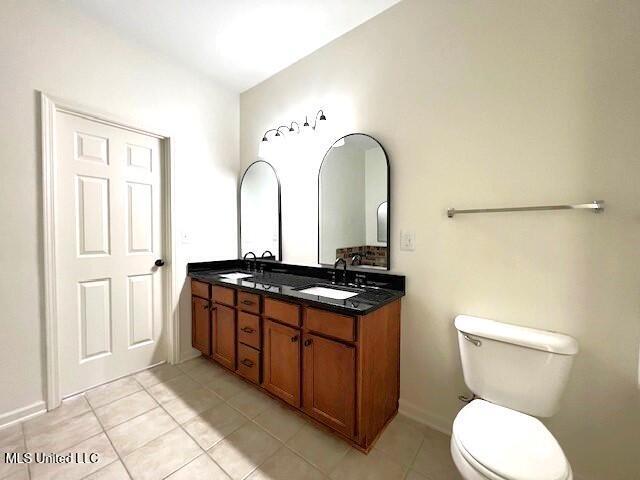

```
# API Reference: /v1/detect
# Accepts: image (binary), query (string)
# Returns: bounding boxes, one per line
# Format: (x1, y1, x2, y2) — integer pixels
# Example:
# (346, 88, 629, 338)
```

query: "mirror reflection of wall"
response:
(319, 134, 389, 269)
(240, 161, 281, 260)
(377, 201, 388, 242)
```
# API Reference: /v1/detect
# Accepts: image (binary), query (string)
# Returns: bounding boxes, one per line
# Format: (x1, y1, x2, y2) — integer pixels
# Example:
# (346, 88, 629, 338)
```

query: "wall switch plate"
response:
(400, 230, 415, 251)
(180, 231, 192, 245)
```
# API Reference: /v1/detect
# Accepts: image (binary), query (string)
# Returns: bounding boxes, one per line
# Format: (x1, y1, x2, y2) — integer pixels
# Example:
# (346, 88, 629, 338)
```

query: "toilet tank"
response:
(455, 315, 579, 417)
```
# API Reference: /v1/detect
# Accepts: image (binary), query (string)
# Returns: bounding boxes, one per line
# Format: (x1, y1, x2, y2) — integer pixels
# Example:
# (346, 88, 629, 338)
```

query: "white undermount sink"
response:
(298, 286, 359, 300)
(219, 272, 254, 280)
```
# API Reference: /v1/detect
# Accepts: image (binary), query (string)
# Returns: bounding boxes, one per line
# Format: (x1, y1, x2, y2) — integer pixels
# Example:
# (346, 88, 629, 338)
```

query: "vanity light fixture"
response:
(303, 110, 327, 130)
(261, 128, 279, 142)
(262, 110, 327, 142)
(313, 109, 327, 129)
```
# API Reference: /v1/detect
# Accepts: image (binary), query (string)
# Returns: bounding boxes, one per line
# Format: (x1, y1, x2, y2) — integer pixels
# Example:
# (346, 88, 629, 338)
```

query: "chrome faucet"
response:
(351, 254, 362, 266)
(243, 251, 257, 272)
(334, 257, 347, 285)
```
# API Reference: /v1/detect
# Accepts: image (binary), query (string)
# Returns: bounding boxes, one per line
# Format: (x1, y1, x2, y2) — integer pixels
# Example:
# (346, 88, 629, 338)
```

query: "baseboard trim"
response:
(177, 352, 202, 364)
(398, 398, 453, 436)
(0, 401, 46, 429)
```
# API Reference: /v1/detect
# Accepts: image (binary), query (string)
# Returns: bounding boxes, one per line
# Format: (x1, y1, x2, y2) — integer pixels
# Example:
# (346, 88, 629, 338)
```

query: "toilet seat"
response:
(452, 400, 571, 480)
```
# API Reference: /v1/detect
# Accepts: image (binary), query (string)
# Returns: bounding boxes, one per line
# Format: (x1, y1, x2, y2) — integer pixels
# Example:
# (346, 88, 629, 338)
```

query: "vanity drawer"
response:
(237, 343, 260, 384)
(191, 280, 210, 299)
(238, 291, 261, 314)
(212, 286, 235, 306)
(238, 311, 261, 350)
(304, 308, 355, 342)
(264, 298, 300, 327)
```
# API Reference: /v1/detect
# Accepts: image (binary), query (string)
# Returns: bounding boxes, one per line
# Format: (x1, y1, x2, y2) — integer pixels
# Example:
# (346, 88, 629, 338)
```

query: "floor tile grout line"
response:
(22, 411, 99, 453)
(238, 443, 288, 480)
(22, 399, 94, 440)
(229, 409, 302, 480)
(277, 442, 335, 477)
(87, 368, 186, 478)
(408, 435, 426, 468)
(198, 398, 281, 480)
(134, 363, 357, 480)
(99, 403, 165, 434)
(0, 430, 29, 480)
(86, 381, 145, 411)
(26, 364, 412, 480)
(25, 430, 114, 480)
(85, 392, 134, 480)
(194, 365, 358, 478)
(22, 361, 435, 480)
(20, 420, 31, 480)
(21, 364, 173, 480)
(91, 388, 158, 426)
(24, 409, 106, 472)
(369, 445, 413, 477)
(137, 377, 228, 480)
(178, 365, 295, 480)
(161, 453, 230, 480)
(273, 423, 351, 477)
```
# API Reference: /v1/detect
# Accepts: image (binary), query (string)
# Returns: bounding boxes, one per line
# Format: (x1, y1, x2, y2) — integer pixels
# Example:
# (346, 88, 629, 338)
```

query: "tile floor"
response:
(0, 358, 461, 480)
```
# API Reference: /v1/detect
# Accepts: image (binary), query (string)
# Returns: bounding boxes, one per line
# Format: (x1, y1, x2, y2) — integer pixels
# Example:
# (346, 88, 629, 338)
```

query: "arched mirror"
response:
(240, 160, 281, 260)
(318, 134, 390, 269)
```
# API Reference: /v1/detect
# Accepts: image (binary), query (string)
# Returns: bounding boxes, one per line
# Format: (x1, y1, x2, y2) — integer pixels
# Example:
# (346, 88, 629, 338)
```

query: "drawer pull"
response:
(304, 338, 312, 347)
(241, 326, 255, 334)
(291, 335, 299, 343)
(241, 359, 255, 368)
(241, 300, 254, 305)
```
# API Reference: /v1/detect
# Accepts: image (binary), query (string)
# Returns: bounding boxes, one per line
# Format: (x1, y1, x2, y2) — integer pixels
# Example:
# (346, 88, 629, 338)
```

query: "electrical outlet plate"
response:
(400, 230, 415, 251)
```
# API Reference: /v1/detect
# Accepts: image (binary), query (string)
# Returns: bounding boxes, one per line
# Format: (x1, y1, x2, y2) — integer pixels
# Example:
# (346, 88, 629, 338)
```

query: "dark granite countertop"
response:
(188, 260, 405, 315)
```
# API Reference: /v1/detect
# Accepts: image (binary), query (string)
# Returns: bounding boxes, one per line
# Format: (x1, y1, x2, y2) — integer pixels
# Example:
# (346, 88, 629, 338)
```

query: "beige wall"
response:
(240, 1, 640, 478)
(0, 0, 239, 421)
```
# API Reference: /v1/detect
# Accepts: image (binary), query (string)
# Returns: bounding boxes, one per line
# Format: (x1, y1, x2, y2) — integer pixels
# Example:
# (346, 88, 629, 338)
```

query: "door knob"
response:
(154, 259, 165, 267)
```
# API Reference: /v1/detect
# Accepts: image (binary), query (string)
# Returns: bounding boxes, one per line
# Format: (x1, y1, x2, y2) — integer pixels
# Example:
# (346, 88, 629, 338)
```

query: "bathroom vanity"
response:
(188, 260, 405, 451)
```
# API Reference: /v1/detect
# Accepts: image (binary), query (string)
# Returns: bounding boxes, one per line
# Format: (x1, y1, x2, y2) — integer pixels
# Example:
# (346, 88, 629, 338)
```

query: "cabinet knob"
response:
(291, 335, 299, 343)
(303, 339, 312, 347)
(154, 259, 165, 267)
(241, 300, 254, 306)
(241, 359, 254, 368)
(241, 327, 255, 334)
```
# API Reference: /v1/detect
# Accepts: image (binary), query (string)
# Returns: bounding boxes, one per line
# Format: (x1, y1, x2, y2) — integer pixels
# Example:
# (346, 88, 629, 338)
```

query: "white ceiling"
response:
(68, 0, 402, 92)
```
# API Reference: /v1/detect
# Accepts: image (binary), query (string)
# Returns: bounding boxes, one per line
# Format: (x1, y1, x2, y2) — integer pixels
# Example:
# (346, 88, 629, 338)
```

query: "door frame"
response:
(40, 92, 179, 410)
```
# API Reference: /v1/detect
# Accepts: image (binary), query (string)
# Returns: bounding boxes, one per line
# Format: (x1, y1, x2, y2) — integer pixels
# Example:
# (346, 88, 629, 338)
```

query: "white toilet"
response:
(452, 315, 579, 480)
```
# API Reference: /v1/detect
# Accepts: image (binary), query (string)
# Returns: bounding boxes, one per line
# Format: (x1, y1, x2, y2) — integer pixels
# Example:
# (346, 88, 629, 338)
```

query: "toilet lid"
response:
(453, 400, 570, 480)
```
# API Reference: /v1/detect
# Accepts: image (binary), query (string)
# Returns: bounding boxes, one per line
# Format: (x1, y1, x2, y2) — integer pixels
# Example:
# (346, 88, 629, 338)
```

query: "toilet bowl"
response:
(452, 315, 579, 480)
(450, 400, 572, 480)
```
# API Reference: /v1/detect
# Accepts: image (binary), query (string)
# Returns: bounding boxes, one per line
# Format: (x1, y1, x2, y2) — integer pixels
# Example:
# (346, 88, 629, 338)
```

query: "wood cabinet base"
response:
(191, 279, 401, 452)
(198, 351, 399, 453)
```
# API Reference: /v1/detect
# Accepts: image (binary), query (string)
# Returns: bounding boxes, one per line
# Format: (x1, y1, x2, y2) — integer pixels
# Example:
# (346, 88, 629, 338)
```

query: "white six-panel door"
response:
(55, 111, 165, 397)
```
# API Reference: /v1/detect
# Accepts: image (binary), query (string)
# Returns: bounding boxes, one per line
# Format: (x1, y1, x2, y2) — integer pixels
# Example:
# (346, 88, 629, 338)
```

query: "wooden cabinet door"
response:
(302, 333, 356, 438)
(263, 320, 300, 407)
(191, 296, 211, 355)
(212, 304, 236, 370)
